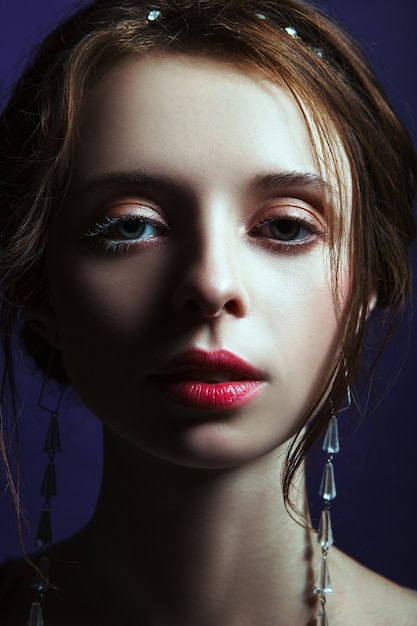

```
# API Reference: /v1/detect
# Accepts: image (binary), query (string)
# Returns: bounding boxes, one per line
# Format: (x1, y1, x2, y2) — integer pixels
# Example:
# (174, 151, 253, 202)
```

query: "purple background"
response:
(1, 0, 417, 589)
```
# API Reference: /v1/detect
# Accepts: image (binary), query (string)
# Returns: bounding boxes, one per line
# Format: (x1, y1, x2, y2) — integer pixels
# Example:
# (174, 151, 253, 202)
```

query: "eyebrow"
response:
(71, 170, 182, 198)
(70, 168, 332, 200)
(252, 171, 332, 194)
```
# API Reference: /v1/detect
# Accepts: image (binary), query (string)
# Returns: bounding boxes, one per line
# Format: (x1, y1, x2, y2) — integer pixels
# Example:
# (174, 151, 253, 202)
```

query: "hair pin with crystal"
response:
(284, 25, 323, 58)
(147, 9, 162, 23)
(284, 26, 299, 39)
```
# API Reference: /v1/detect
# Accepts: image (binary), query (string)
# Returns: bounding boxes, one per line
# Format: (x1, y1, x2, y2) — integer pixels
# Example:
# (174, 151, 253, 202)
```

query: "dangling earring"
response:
(314, 370, 351, 625)
(28, 365, 65, 626)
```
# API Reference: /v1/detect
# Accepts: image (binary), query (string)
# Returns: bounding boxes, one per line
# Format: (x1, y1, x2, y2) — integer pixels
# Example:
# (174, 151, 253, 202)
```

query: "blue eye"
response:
(85, 214, 165, 254)
(110, 217, 157, 240)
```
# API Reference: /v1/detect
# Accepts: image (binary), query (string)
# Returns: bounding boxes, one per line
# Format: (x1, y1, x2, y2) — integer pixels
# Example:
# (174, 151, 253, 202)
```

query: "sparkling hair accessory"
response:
(145, 7, 324, 58)
(147, 9, 162, 23)
(284, 24, 324, 58)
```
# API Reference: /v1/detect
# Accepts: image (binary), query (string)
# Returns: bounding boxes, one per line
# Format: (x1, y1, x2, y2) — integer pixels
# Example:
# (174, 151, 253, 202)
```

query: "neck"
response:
(83, 428, 318, 625)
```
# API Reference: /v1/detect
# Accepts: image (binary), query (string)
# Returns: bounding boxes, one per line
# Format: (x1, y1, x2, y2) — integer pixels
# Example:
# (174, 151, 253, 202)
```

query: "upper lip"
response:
(153, 349, 266, 381)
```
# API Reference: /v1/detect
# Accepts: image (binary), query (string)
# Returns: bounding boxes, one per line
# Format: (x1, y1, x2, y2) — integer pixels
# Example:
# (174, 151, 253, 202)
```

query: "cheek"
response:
(50, 250, 172, 342)
(46, 249, 179, 403)
(46, 251, 171, 413)
(261, 254, 344, 401)
(263, 252, 342, 335)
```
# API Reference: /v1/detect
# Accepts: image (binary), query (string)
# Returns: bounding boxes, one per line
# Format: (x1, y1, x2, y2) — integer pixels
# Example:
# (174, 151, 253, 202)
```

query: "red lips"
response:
(151, 349, 266, 410)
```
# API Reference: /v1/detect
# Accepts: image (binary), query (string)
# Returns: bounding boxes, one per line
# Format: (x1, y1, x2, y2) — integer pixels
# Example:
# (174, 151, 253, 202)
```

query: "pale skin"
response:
(15, 55, 417, 625)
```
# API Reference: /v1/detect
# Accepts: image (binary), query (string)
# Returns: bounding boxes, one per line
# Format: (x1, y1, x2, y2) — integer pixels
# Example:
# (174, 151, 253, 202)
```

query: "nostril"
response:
(180, 295, 223, 318)
(172, 262, 250, 318)
(224, 299, 242, 316)
(178, 295, 244, 319)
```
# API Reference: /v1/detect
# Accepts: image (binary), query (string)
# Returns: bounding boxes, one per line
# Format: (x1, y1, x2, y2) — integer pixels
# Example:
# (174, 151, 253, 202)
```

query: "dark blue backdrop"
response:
(1, 0, 416, 589)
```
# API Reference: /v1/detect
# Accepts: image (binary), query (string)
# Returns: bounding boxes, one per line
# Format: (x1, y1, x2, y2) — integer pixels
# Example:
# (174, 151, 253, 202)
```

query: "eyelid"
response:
(250, 196, 326, 229)
(103, 197, 166, 220)
(83, 197, 170, 255)
(86, 197, 168, 231)
(247, 197, 328, 254)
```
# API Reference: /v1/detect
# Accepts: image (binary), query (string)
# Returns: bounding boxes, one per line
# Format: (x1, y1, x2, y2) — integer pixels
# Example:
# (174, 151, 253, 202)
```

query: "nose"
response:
(172, 228, 250, 319)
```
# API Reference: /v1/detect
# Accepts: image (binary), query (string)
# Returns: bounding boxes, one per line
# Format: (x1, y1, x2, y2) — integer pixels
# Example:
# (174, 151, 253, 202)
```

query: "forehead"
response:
(71, 53, 350, 207)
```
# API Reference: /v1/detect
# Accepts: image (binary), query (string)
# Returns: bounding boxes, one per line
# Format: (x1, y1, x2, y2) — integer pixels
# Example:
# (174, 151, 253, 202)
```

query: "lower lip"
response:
(154, 379, 265, 410)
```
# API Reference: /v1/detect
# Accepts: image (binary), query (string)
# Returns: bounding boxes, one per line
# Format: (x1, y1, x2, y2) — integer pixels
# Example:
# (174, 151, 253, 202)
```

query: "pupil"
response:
(116, 218, 145, 239)
(272, 219, 300, 241)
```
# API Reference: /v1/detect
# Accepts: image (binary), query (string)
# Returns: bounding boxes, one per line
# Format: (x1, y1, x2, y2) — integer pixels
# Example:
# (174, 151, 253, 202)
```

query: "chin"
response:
(129, 420, 290, 471)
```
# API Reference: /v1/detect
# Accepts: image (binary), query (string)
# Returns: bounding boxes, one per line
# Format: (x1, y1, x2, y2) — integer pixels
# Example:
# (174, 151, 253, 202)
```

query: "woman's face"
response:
(41, 55, 350, 468)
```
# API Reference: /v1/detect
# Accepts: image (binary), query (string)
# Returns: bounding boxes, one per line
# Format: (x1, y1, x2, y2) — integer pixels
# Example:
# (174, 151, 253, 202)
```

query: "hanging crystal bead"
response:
(31, 556, 50, 593)
(43, 414, 61, 454)
(319, 460, 336, 501)
(40, 461, 57, 499)
(28, 601, 44, 626)
(314, 555, 332, 595)
(322, 416, 340, 454)
(35, 507, 52, 548)
(317, 509, 334, 549)
(344, 364, 352, 408)
(346, 384, 352, 407)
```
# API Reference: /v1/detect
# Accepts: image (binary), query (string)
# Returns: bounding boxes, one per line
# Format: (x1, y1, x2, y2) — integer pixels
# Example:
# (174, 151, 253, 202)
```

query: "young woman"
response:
(0, 1, 416, 624)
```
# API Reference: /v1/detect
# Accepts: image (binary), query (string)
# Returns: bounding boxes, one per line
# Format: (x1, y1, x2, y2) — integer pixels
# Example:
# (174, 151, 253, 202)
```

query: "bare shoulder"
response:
(329, 547, 417, 626)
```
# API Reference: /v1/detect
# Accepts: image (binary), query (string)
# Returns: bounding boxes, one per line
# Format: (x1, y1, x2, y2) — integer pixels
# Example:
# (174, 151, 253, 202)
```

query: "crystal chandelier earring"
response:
(28, 370, 65, 626)
(314, 400, 339, 625)
(314, 369, 351, 625)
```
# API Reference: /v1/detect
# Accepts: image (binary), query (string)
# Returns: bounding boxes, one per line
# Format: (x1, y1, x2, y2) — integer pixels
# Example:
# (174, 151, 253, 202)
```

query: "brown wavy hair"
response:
(0, 0, 416, 517)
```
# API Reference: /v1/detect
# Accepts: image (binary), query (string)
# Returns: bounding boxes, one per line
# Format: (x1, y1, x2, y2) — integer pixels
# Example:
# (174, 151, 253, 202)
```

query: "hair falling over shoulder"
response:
(0, 0, 416, 516)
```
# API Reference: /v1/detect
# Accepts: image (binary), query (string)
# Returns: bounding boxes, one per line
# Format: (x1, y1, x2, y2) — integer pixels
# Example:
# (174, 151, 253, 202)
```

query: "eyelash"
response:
(252, 214, 322, 250)
(85, 210, 323, 255)
(85, 215, 165, 254)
